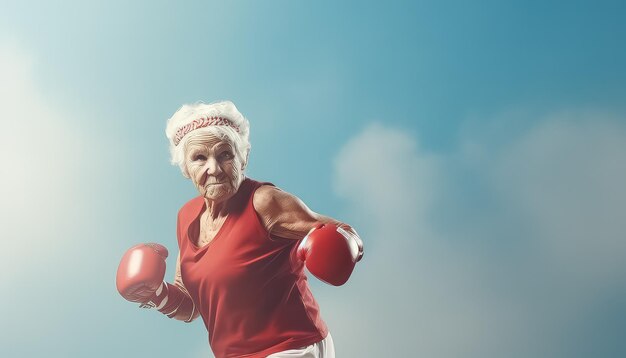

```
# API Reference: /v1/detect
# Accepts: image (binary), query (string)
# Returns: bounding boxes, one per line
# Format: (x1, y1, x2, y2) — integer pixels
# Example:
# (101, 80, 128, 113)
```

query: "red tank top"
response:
(176, 178, 328, 358)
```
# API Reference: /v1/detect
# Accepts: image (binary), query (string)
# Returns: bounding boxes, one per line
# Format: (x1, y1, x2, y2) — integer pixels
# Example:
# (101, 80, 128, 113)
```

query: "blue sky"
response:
(1, 1, 625, 357)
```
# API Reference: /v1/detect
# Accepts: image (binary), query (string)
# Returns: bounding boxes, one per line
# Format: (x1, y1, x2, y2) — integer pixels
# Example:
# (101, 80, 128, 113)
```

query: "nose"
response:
(202, 157, 223, 178)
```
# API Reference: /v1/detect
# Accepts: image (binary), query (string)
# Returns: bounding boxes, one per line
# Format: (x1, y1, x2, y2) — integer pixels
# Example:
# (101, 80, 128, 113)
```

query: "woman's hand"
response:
(116, 243, 168, 305)
(297, 223, 363, 286)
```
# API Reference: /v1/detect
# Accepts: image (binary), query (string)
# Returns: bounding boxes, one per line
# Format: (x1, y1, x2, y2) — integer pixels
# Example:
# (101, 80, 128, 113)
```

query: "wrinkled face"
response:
(183, 131, 245, 203)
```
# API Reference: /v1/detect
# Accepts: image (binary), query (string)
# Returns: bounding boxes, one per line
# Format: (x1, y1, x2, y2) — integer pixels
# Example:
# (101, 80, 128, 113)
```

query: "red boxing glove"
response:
(297, 223, 363, 286)
(116, 243, 168, 304)
(116, 243, 197, 321)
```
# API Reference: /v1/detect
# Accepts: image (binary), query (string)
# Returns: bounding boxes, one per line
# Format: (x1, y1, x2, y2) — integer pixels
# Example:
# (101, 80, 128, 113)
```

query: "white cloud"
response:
(329, 123, 505, 357)
(329, 115, 626, 357)
(0, 39, 143, 354)
(0, 40, 89, 278)
(0, 39, 218, 358)
(490, 116, 626, 284)
(333, 123, 441, 241)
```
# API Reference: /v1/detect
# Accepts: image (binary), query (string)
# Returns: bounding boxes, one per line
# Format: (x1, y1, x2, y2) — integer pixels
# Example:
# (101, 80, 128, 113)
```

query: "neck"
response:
(203, 199, 229, 220)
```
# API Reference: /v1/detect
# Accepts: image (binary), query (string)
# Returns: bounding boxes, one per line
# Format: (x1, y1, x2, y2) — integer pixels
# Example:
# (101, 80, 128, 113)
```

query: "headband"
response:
(173, 116, 240, 146)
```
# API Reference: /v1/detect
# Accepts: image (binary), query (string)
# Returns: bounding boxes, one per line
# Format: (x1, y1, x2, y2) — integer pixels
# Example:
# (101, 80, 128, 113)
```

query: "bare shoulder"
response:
(252, 184, 279, 211)
(252, 185, 283, 234)
(252, 184, 319, 239)
(253, 185, 307, 214)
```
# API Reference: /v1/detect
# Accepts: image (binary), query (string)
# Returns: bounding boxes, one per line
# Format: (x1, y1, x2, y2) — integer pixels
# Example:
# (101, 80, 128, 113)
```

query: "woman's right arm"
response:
(169, 252, 201, 322)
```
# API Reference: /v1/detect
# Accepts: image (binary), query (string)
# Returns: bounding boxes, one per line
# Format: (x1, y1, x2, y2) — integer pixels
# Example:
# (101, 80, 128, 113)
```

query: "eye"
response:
(219, 151, 234, 160)
(193, 154, 207, 161)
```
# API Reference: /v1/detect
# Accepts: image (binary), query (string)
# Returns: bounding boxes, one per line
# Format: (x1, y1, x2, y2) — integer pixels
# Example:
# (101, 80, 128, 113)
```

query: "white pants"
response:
(266, 333, 335, 358)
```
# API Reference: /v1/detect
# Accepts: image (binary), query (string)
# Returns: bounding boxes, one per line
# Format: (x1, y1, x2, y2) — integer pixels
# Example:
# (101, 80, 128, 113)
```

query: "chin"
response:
(204, 184, 234, 200)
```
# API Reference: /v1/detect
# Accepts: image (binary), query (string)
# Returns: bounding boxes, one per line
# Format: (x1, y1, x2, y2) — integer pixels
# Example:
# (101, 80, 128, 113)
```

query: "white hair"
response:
(165, 100, 251, 178)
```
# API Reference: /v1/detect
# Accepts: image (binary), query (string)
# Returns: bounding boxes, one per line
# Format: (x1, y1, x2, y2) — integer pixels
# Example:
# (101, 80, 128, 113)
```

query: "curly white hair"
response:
(165, 100, 251, 178)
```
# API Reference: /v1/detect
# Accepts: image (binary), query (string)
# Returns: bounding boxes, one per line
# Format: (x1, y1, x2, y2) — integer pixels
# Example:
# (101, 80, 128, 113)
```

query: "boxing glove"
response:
(116, 243, 197, 321)
(116, 243, 168, 305)
(297, 223, 363, 286)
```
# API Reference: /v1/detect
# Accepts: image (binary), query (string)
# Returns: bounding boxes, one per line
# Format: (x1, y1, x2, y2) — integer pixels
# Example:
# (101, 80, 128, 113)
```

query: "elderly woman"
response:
(116, 101, 363, 358)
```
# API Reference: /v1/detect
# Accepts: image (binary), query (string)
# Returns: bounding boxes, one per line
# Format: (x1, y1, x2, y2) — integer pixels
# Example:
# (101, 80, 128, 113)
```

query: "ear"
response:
(242, 149, 250, 170)
(182, 164, 191, 179)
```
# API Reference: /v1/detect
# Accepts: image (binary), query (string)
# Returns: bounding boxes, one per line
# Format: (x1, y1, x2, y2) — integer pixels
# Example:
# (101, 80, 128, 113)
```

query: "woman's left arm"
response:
(253, 185, 363, 284)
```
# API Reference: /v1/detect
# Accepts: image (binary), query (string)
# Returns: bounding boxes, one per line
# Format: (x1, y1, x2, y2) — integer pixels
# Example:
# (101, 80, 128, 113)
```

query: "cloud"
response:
(332, 123, 441, 240)
(0, 39, 222, 358)
(0, 40, 88, 278)
(490, 116, 626, 283)
(329, 114, 626, 357)
(329, 123, 502, 357)
(0, 39, 141, 355)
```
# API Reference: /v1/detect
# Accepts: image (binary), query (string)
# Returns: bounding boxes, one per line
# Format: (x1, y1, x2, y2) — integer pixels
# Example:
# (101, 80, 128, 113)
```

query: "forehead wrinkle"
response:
(185, 137, 234, 156)
(192, 129, 232, 143)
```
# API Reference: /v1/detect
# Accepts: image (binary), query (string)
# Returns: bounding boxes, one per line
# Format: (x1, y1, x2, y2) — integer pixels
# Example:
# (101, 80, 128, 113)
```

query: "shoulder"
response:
(252, 184, 280, 214)
(252, 185, 324, 240)
(253, 185, 305, 213)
